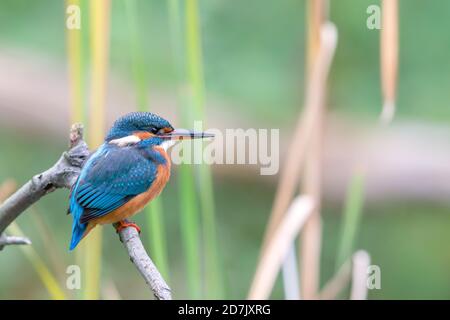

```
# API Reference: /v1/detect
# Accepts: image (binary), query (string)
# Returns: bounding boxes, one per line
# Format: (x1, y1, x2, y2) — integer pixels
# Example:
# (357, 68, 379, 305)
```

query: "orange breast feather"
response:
(86, 146, 171, 232)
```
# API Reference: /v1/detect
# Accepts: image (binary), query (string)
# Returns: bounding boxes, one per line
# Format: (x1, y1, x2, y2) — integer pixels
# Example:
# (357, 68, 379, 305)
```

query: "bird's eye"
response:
(150, 127, 159, 134)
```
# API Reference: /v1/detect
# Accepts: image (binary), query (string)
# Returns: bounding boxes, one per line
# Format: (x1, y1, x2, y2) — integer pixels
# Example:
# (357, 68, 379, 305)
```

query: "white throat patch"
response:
(110, 135, 176, 151)
(109, 135, 141, 147)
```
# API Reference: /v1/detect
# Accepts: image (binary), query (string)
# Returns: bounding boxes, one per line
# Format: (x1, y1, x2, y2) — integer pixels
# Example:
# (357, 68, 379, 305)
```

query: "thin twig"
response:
(0, 124, 172, 299)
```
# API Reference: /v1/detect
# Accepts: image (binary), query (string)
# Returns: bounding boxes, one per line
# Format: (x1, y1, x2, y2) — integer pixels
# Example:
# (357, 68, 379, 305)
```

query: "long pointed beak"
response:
(160, 128, 214, 140)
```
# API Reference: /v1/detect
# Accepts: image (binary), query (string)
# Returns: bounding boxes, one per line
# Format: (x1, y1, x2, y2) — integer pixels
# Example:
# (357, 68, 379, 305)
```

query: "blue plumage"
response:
(105, 112, 172, 141)
(68, 112, 172, 250)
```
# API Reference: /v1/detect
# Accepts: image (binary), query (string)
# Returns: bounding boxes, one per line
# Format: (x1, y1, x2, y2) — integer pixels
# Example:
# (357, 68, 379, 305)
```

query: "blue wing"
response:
(68, 144, 156, 249)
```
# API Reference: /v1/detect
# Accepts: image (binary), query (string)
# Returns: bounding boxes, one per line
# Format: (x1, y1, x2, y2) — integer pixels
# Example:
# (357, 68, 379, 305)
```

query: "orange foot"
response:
(114, 220, 141, 234)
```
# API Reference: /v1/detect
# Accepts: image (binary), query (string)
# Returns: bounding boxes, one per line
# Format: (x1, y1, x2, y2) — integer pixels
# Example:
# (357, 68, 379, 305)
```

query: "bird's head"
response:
(105, 112, 213, 148)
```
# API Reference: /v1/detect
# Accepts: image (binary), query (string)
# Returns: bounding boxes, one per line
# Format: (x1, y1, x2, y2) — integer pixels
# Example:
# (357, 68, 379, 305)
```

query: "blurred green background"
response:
(0, 0, 449, 299)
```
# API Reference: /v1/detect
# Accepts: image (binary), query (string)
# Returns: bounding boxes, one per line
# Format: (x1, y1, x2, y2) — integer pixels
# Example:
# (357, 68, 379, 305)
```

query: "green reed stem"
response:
(168, 0, 202, 299)
(335, 170, 366, 271)
(66, 0, 89, 299)
(185, 0, 224, 298)
(124, 0, 170, 281)
(147, 199, 170, 281)
(124, 0, 149, 108)
(179, 164, 202, 299)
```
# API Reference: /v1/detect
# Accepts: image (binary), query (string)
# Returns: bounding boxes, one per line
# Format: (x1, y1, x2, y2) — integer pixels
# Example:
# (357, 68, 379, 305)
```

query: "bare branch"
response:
(0, 125, 88, 236)
(117, 226, 172, 300)
(0, 124, 172, 299)
(0, 234, 32, 246)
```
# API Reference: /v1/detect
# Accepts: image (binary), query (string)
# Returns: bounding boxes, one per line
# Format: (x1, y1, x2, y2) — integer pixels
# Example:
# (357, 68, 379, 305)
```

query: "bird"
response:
(68, 111, 213, 250)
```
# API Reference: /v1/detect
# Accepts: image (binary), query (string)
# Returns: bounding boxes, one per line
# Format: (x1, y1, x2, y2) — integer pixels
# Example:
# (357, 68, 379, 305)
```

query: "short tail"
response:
(69, 221, 87, 251)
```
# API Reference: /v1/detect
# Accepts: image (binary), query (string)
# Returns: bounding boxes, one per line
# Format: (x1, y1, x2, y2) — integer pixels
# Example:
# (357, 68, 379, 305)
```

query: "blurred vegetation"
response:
(1, 129, 450, 299)
(0, 0, 449, 299)
(2, 0, 450, 124)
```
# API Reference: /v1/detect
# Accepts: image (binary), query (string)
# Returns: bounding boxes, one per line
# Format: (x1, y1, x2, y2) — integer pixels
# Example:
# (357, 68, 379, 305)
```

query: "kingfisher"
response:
(68, 111, 212, 250)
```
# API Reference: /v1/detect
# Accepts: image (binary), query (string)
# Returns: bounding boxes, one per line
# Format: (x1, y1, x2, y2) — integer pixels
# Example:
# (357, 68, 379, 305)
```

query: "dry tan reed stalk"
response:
(261, 20, 336, 250)
(258, 21, 337, 301)
(318, 259, 352, 300)
(88, 0, 110, 148)
(299, 0, 328, 300)
(350, 250, 371, 300)
(102, 279, 122, 300)
(281, 244, 300, 299)
(0, 180, 17, 202)
(318, 250, 371, 300)
(306, 0, 329, 75)
(380, 0, 399, 124)
(248, 196, 315, 300)
(83, 0, 111, 300)
(66, 0, 84, 124)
